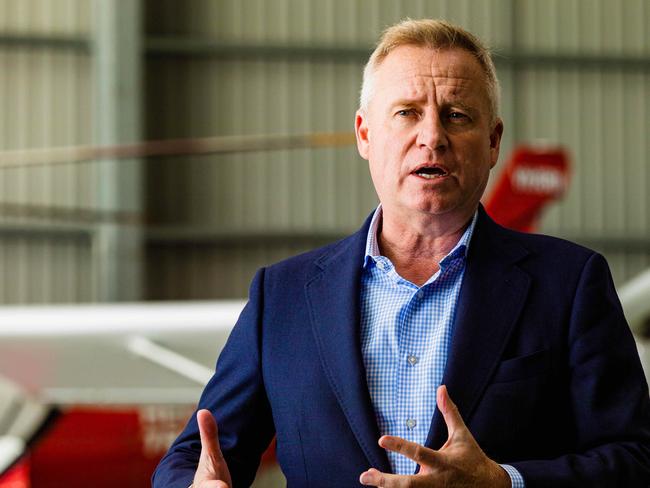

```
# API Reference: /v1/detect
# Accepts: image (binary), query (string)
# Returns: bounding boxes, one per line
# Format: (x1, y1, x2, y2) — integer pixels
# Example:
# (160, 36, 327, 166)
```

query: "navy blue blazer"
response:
(153, 208, 650, 487)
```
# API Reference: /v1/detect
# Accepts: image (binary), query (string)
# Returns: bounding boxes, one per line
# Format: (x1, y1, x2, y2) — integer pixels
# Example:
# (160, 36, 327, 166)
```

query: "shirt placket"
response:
(393, 282, 429, 474)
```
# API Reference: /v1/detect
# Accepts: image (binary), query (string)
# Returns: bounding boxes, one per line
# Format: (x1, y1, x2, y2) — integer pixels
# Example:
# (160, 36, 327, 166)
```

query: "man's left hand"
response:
(359, 385, 510, 488)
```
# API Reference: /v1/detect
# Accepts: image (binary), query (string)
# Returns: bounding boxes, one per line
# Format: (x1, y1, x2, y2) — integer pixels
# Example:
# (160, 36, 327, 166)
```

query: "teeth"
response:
(416, 169, 447, 179)
(417, 172, 445, 179)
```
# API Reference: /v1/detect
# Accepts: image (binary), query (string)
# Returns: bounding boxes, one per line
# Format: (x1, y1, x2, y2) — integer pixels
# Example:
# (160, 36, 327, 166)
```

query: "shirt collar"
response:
(363, 204, 478, 268)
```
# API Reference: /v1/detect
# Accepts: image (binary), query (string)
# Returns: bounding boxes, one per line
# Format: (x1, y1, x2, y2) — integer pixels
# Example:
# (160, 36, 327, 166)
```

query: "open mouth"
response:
(413, 165, 449, 179)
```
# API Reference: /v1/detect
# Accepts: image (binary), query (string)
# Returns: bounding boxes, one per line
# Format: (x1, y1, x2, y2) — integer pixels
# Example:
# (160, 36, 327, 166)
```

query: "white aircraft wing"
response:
(0, 300, 245, 406)
(0, 300, 245, 472)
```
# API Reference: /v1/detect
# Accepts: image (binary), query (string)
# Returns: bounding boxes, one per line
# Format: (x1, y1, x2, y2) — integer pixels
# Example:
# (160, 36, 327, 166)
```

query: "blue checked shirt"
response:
(359, 206, 525, 487)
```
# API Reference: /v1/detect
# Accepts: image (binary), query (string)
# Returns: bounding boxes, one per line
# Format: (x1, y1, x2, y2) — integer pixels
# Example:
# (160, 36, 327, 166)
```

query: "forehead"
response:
(373, 45, 488, 103)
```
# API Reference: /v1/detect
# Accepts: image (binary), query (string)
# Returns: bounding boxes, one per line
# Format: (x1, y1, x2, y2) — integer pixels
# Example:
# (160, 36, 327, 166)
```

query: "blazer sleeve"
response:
(152, 268, 275, 488)
(511, 253, 650, 487)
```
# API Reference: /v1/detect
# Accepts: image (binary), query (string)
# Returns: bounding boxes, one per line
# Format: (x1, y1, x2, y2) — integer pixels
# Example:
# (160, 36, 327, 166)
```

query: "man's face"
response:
(355, 46, 503, 222)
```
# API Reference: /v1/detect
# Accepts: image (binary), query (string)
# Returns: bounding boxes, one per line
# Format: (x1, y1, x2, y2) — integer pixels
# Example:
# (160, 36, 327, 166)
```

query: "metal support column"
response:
(92, 0, 143, 301)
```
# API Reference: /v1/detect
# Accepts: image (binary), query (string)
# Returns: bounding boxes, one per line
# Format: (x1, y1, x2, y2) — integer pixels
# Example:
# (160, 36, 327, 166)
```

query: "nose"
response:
(416, 111, 448, 151)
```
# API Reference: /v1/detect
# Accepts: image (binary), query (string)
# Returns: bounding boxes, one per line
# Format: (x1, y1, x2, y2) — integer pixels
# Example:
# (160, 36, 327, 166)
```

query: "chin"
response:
(417, 202, 476, 220)
(410, 199, 455, 215)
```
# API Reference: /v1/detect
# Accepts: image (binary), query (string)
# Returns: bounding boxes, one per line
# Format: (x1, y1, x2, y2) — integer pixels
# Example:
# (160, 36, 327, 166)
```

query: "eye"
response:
(448, 111, 468, 120)
(446, 110, 472, 125)
(396, 108, 417, 117)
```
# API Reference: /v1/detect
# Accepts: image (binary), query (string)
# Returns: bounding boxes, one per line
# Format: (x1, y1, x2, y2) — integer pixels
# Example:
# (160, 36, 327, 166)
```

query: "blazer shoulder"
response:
(479, 203, 583, 248)
(509, 228, 596, 260)
(478, 209, 599, 273)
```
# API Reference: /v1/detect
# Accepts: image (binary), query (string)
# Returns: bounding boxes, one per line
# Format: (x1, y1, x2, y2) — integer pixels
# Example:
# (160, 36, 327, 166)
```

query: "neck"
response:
(377, 207, 475, 286)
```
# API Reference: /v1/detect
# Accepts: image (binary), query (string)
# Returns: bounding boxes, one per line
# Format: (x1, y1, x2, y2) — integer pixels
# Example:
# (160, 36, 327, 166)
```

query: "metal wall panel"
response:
(1, 1, 644, 301)
(0, 232, 93, 303)
(0, 0, 94, 304)
(146, 0, 513, 48)
(146, 57, 375, 232)
(147, 239, 335, 299)
(144, 0, 650, 298)
(0, 0, 90, 35)
(517, 0, 649, 55)
(0, 48, 93, 209)
(513, 0, 650, 283)
(144, 0, 514, 298)
(144, 0, 515, 230)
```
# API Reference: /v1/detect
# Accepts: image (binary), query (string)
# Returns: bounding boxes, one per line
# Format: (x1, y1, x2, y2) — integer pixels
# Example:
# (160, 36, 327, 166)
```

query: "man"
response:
(153, 19, 650, 487)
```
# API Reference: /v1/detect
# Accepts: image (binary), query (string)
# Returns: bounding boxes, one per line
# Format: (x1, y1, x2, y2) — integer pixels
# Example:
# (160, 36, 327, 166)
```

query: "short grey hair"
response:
(360, 18, 501, 122)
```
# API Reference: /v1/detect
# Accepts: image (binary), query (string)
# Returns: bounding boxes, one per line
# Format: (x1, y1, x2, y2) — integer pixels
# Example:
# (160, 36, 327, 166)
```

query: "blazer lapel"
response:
(305, 218, 391, 473)
(425, 210, 531, 450)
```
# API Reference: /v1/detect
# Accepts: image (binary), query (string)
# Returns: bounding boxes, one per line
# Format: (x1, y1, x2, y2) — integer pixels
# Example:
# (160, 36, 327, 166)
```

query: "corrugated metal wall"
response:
(145, 0, 650, 299)
(513, 0, 650, 282)
(1, 1, 648, 302)
(0, 0, 94, 303)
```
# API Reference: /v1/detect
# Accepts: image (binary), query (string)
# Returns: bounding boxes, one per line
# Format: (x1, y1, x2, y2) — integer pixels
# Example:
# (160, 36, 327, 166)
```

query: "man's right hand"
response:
(193, 409, 233, 488)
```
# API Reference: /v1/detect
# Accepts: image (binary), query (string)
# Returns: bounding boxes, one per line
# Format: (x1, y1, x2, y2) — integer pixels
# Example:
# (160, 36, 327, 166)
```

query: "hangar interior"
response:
(0, 0, 649, 304)
(0, 1, 649, 486)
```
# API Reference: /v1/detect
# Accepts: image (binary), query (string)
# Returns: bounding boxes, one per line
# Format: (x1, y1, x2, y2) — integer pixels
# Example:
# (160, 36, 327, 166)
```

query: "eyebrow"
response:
(444, 100, 477, 114)
(390, 98, 478, 115)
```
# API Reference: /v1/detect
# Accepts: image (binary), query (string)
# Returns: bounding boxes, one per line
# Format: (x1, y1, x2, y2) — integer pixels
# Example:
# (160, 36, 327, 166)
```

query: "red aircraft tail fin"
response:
(484, 144, 570, 233)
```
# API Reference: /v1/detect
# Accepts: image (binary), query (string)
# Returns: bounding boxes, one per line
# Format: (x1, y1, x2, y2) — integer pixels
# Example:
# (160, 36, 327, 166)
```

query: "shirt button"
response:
(377, 261, 386, 270)
(406, 418, 417, 429)
(416, 290, 424, 299)
(407, 355, 418, 366)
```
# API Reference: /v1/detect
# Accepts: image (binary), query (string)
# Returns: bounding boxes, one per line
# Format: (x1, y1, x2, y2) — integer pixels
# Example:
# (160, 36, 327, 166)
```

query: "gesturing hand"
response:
(359, 385, 510, 488)
(193, 409, 233, 488)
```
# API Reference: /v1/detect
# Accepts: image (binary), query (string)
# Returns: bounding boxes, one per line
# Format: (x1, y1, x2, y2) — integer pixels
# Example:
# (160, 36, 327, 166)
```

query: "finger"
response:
(359, 467, 414, 487)
(197, 409, 223, 459)
(437, 385, 466, 435)
(194, 410, 232, 487)
(377, 435, 438, 466)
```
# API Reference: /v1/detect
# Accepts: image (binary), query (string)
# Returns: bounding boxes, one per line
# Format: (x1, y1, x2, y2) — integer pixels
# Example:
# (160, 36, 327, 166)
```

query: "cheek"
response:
(368, 159, 401, 202)
(368, 144, 393, 176)
(367, 131, 413, 187)
(458, 140, 493, 176)
(372, 127, 410, 155)
(367, 160, 386, 192)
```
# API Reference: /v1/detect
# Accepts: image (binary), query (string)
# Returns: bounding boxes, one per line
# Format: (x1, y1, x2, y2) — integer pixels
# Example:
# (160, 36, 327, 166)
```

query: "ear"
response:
(489, 118, 504, 169)
(355, 109, 370, 161)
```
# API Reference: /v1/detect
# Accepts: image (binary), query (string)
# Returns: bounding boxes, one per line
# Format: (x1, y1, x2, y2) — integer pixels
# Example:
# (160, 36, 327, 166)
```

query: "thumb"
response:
(437, 385, 466, 435)
(198, 409, 222, 461)
(195, 409, 232, 487)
